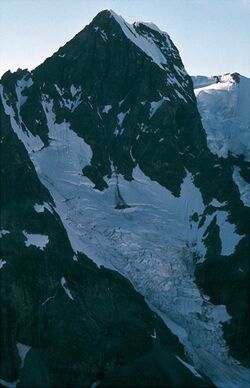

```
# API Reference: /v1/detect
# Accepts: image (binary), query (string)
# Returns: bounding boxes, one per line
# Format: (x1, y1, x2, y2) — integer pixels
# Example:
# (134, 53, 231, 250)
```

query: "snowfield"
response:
(194, 74, 250, 161)
(194, 73, 250, 209)
(1, 84, 249, 387)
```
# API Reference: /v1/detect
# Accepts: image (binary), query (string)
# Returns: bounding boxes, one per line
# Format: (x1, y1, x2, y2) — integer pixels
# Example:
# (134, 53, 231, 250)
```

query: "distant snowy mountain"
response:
(193, 73, 250, 207)
(1, 10, 249, 388)
(193, 73, 250, 160)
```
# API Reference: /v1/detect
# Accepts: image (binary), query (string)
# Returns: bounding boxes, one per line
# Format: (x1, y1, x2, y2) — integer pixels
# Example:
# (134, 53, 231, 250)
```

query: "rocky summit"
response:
(0, 10, 249, 388)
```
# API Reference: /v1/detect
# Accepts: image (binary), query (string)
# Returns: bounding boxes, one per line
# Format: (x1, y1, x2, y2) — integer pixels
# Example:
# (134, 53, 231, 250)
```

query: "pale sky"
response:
(0, 0, 250, 77)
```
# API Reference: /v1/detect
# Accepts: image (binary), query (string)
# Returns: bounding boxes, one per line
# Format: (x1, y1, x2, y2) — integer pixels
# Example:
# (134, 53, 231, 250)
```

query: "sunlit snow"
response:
(109, 10, 172, 70)
(194, 74, 250, 161)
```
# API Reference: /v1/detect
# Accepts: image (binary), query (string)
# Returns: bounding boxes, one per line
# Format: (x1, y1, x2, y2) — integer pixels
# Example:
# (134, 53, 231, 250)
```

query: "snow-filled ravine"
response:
(1, 87, 249, 388)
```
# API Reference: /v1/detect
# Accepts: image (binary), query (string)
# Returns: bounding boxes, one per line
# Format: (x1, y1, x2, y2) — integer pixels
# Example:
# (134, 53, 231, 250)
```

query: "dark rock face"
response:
(0, 9, 249, 387)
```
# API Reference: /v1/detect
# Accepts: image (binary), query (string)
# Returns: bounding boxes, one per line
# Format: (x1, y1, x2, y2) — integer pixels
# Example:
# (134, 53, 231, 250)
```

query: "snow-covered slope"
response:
(194, 73, 250, 209)
(194, 73, 250, 160)
(109, 10, 179, 71)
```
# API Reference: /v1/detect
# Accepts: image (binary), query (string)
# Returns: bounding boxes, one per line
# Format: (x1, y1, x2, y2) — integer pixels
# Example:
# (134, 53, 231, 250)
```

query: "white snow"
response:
(41, 293, 57, 306)
(0, 85, 44, 153)
(0, 229, 10, 237)
(149, 99, 164, 118)
(194, 74, 250, 160)
(175, 90, 188, 103)
(175, 355, 202, 378)
(102, 105, 112, 113)
(17, 128, 243, 386)
(23, 231, 49, 250)
(34, 202, 53, 213)
(192, 75, 217, 89)
(134, 21, 163, 34)
(232, 166, 250, 207)
(208, 305, 232, 323)
(16, 342, 31, 368)
(149, 328, 157, 339)
(174, 64, 188, 78)
(0, 259, 7, 269)
(117, 110, 130, 126)
(70, 85, 81, 98)
(216, 211, 243, 256)
(210, 199, 227, 208)
(109, 10, 171, 70)
(54, 84, 82, 112)
(94, 26, 108, 41)
(60, 276, 74, 300)
(0, 379, 19, 388)
(15, 76, 33, 110)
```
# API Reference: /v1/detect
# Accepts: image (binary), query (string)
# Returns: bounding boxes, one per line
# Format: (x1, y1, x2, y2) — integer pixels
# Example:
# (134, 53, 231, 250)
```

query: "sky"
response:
(0, 0, 250, 77)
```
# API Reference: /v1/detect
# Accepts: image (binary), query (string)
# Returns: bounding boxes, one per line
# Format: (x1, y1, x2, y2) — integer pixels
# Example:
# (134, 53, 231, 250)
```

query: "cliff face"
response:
(0, 9, 249, 387)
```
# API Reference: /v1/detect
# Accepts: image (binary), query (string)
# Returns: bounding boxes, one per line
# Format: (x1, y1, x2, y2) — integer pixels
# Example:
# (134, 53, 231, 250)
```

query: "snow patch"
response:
(149, 328, 157, 339)
(102, 105, 112, 113)
(175, 90, 187, 103)
(34, 202, 53, 213)
(94, 26, 108, 41)
(16, 342, 31, 368)
(117, 109, 130, 126)
(23, 231, 49, 250)
(216, 211, 243, 256)
(54, 84, 82, 112)
(149, 99, 164, 118)
(0, 379, 19, 388)
(60, 276, 74, 300)
(0, 259, 7, 269)
(0, 85, 44, 153)
(175, 355, 202, 378)
(0, 229, 10, 237)
(210, 199, 227, 208)
(233, 166, 250, 207)
(15, 76, 33, 110)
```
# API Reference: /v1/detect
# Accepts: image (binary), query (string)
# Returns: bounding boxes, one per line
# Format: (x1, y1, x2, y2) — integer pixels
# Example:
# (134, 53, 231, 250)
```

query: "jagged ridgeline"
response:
(0, 9, 249, 388)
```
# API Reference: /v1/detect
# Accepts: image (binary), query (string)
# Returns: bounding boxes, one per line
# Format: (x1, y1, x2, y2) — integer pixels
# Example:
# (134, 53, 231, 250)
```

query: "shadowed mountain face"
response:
(0, 9, 249, 387)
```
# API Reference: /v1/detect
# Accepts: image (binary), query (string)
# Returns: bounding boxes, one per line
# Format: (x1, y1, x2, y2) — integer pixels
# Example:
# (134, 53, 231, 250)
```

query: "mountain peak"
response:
(89, 9, 176, 70)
